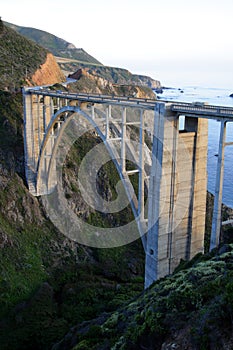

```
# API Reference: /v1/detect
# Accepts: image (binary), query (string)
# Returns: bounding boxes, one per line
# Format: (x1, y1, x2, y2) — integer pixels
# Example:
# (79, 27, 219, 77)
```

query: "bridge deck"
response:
(170, 102, 233, 120)
(26, 88, 233, 120)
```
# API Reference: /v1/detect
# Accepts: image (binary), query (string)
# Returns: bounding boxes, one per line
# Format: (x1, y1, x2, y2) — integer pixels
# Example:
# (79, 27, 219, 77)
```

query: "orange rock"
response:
(31, 53, 65, 86)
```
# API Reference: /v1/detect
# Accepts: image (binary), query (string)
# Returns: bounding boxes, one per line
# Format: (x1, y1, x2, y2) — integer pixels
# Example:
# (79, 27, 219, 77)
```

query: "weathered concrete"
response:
(144, 108, 208, 288)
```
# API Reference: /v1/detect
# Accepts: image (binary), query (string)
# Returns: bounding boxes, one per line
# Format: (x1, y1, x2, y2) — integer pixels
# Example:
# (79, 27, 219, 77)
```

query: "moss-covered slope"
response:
(53, 244, 233, 350)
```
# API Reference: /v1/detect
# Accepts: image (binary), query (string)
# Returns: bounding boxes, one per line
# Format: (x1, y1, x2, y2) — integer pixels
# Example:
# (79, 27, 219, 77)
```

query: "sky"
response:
(1, 0, 233, 88)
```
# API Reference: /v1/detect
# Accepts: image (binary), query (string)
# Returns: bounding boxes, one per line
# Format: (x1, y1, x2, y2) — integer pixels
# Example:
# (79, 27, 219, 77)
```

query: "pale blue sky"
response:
(1, 0, 233, 88)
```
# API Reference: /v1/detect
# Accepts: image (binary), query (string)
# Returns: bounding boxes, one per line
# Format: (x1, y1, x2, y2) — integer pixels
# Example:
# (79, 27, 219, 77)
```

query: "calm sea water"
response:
(156, 86, 233, 208)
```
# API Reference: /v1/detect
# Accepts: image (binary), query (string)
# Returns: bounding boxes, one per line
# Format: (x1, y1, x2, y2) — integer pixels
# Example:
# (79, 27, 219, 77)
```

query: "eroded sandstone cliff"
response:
(31, 53, 65, 86)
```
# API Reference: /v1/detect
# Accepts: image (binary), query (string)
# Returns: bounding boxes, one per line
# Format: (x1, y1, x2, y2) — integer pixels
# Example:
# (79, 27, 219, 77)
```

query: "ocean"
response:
(155, 86, 233, 208)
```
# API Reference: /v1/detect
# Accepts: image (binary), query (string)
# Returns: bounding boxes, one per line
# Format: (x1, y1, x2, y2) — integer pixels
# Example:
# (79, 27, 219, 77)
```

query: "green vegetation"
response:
(53, 243, 233, 350)
(63, 133, 137, 229)
(0, 91, 23, 153)
(0, 23, 47, 90)
(0, 75, 144, 349)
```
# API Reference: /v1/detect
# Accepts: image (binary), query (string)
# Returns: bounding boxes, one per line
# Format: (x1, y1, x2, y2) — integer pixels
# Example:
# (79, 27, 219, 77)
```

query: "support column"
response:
(36, 95, 41, 148)
(106, 105, 111, 140)
(43, 97, 47, 131)
(145, 103, 179, 288)
(23, 89, 37, 194)
(145, 103, 166, 288)
(138, 109, 145, 220)
(121, 107, 127, 172)
(50, 96, 53, 116)
(210, 120, 226, 251)
(91, 105, 95, 120)
(167, 117, 178, 275)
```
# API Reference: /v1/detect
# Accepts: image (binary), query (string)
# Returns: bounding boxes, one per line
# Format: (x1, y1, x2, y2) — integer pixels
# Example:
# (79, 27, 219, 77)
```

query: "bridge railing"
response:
(171, 102, 233, 119)
(26, 88, 156, 109)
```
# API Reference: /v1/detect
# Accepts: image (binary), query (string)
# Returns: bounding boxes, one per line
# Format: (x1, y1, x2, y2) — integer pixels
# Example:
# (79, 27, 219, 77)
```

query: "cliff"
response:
(68, 64, 161, 90)
(30, 53, 65, 86)
(67, 68, 157, 99)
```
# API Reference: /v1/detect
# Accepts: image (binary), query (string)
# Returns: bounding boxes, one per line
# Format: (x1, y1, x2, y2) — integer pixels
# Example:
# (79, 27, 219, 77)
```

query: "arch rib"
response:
(36, 105, 147, 250)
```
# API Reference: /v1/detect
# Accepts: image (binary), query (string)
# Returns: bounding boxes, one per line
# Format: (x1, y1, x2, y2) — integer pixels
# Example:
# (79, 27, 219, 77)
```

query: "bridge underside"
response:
(23, 88, 208, 288)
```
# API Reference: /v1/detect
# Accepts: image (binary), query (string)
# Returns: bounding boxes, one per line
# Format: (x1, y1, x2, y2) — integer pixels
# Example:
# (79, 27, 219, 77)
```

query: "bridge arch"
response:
(36, 106, 106, 193)
(36, 104, 148, 250)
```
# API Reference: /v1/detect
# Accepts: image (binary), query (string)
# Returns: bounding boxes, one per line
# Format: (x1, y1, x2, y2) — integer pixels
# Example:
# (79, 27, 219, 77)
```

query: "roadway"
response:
(25, 88, 233, 120)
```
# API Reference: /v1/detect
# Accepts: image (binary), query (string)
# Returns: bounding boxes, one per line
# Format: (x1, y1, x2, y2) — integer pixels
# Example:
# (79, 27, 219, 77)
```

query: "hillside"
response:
(4, 20, 161, 91)
(0, 20, 65, 90)
(0, 89, 145, 350)
(0, 19, 145, 349)
(68, 64, 161, 90)
(0, 21, 46, 90)
(52, 243, 233, 350)
(4, 21, 102, 65)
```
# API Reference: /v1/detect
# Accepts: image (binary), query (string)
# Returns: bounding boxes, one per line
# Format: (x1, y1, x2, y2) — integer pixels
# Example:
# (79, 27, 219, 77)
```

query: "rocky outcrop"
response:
(31, 53, 65, 86)
(68, 68, 156, 99)
(132, 73, 161, 89)
(68, 65, 161, 91)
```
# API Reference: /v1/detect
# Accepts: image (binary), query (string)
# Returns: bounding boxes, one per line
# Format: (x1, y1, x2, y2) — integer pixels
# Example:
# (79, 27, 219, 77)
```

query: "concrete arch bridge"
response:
(23, 87, 233, 287)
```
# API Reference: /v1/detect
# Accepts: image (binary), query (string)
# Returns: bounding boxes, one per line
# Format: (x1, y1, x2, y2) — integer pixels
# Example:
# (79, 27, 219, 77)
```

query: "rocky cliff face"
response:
(68, 68, 157, 99)
(68, 65, 161, 92)
(30, 53, 65, 86)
